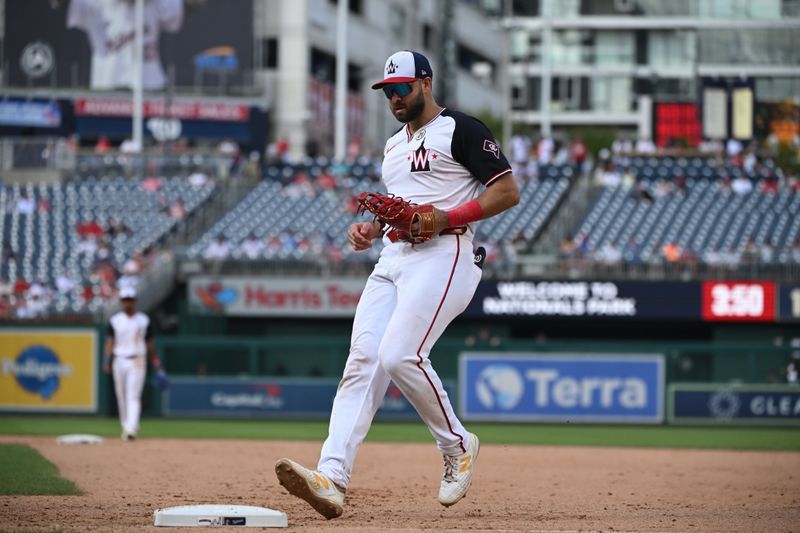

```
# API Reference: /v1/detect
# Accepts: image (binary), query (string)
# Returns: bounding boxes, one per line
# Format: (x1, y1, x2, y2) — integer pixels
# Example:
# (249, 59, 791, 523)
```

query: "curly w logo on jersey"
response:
(410, 142, 432, 172)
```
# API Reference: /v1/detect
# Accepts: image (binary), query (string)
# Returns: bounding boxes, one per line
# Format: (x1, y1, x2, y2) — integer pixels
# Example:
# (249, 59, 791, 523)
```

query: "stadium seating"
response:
(187, 164, 573, 262)
(1, 177, 215, 314)
(573, 157, 799, 265)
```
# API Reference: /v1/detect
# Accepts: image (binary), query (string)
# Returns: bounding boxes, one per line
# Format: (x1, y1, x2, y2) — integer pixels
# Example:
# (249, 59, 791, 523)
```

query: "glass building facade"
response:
(495, 0, 800, 130)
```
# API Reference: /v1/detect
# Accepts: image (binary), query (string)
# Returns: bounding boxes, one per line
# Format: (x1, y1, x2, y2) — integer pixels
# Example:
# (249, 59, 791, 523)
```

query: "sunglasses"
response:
(382, 82, 415, 99)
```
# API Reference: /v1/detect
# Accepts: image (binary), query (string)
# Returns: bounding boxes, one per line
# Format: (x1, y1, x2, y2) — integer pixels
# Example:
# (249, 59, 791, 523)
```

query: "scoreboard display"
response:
(654, 103, 702, 148)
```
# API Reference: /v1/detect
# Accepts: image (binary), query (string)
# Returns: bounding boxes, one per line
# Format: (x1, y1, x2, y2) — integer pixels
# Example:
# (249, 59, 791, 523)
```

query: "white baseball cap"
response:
(371, 50, 434, 89)
(119, 287, 137, 300)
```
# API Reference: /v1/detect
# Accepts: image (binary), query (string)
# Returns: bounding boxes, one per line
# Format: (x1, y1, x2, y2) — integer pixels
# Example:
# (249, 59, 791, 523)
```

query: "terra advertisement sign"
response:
(459, 352, 664, 424)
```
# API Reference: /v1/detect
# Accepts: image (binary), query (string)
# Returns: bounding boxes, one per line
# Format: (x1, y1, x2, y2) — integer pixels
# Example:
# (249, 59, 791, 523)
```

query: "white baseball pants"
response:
(112, 356, 147, 436)
(317, 234, 482, 489)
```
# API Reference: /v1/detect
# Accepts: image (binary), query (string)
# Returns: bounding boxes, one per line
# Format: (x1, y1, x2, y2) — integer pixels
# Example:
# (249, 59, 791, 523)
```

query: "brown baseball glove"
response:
(356, 192, 437, 244)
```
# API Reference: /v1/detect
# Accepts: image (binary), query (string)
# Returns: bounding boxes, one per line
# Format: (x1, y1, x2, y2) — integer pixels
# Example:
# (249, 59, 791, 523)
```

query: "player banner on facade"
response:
(668, 383, 800, 426)
(0, 328, 98, 412)
(163, 377, 455, 421)
(459, 353, 665, 424)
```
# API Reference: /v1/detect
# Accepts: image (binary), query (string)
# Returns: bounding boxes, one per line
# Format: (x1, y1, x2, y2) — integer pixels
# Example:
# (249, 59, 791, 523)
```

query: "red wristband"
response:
(445, 200, 483, 227)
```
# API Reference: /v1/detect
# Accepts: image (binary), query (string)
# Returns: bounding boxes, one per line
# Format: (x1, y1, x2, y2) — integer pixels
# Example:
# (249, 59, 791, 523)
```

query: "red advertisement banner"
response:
(702, 281, 776, 322)
(75, 98, 250, 122)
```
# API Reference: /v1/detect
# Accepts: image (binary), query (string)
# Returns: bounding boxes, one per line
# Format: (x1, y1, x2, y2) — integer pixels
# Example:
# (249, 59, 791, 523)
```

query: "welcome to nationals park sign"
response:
(464, 280, 800, 323)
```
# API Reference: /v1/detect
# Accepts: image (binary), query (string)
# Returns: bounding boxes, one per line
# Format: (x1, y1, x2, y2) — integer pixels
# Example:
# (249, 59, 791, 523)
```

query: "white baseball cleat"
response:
(275, 458, 344, 519)
(438, 432, 480, 507)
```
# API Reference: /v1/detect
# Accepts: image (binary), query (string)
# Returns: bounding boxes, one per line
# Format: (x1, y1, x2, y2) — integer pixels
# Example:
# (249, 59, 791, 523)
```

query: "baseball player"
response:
(67, 0, 183, 90)
(104, 287, 165, 441)
(276, 50, 520, 519)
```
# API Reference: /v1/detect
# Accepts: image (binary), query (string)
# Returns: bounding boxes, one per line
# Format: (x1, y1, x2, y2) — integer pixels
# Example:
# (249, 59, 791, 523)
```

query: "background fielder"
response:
(276, 50, 520, 519)
(104, 287, 165, 440)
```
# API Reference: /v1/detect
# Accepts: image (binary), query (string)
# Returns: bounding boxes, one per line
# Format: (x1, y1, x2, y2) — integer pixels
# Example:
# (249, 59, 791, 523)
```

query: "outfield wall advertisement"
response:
(463, 280, 797, 323)
(163, 377, 455, 421)
(459, 353, 665, 423)
(0, 329, 98, 413)
(668, 384, 800, 426)
(188, 277, 367, 317)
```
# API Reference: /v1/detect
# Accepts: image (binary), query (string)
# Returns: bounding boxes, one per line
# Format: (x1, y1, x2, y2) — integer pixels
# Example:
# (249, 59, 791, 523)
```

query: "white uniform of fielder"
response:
(275, 50, 520, 519)
(105, 287, 157, 440)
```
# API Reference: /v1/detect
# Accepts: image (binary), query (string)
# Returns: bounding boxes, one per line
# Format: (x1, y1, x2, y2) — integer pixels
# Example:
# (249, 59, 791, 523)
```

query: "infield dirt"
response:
(1, 436, 798, 532)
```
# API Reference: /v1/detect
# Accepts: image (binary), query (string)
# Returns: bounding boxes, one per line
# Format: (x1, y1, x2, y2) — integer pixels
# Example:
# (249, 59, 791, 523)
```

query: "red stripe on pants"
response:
(415, 235, 465, 454)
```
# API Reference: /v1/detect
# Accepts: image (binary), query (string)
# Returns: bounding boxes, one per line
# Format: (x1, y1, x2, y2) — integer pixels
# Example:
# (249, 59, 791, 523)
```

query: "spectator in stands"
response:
(188, 168, 209, 188)
(279, 230, 300, 253)
(597, 242, 622, 266)
(511, 133, 532, 169)
(717, 174, 732, 192)
(559, 236, 577, 259)
(652, 179, 673, 199)
(96, 241, 113, 263)
(612, 136, 633, 156)
(13, 277, 30, 301)
(142, 176, 162, 193)
(703, 245, 723, 268)
(0, 275, 11, 299)
(600, 162, 621, 187)
(570, 136, 588, 172)
(107, 217, 132, 239)
(77, 218, 105, 238)
(238, 233, 265, 260)
(576, 232, 592, 256)
(1, 241, 14, 266)
(791, 238, 800, 264)
(56, 272, 77, 294)
(204, 235, 231, 262)
(721, 246, 741, 270)
(743, 150, 757, 173)
(37, 197, 51, 214)
(95, 136, 111, 153)
(679, 246, 699, 269)
(536, 136, 554, 165)
(285, 172, 315, 200)
(218, 138, 239, 156)
(760, 173, 779, 194)
(699, 138, 723, 155)
(82, 283, 95, 306)
(316, 168, 337, 192)
(77, 235, 99, 257)
(732, 174, 753, 195)
(673, 173, 688, 195)
(759, 239, 776, 264)
(169, 198, 187, 220)
(662, 242, 681, 264)
(0, 293, 11, 320)
(784, 354, 798, 385)
(623, 238, 643, 264)
(635, 135, 656, 154)
(119, 137, 141, 154)
(620, 167, 635, 190)
(18, 280, 49, 319)
(632, 182, 654, 204)
(726, 138, 743, 158)
(16, 192, 35, 215)
(275, 138, 290, 163)
(742, 238, 759, 267)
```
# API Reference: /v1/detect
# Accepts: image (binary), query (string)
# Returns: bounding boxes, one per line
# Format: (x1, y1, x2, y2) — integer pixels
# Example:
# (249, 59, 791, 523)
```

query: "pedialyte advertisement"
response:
(0, 329, 98, 412)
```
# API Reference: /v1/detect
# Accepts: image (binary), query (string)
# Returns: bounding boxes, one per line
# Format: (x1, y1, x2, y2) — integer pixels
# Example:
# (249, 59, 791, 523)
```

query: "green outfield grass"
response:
(1, 416, 798, 451)
(0, 444, 81, 496)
